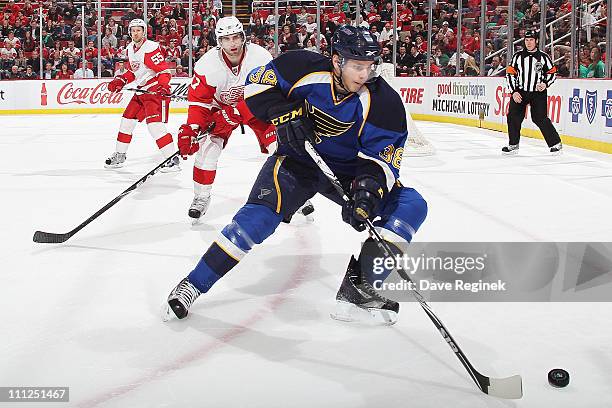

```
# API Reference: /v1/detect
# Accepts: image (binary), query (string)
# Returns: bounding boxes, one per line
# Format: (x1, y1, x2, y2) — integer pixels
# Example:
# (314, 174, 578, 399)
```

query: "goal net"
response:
(378, 63, 435, 156)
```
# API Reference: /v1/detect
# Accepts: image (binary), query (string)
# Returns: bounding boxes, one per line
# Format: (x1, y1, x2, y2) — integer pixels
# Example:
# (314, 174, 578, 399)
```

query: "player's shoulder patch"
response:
(247, 64, 278, 87)
(272, 50, 332, 87)
(366, 77, 406, 133)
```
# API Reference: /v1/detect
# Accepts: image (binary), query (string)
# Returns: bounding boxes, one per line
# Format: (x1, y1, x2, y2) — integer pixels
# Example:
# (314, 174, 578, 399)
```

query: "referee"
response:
(504, 30, 562, 155)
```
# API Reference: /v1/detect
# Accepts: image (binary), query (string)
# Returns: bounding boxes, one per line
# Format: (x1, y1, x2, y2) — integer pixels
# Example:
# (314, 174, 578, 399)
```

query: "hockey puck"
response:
(548, 369, 570, 388)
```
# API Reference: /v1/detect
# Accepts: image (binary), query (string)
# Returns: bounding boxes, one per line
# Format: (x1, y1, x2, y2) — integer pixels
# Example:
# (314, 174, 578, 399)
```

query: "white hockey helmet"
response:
(215, 16, 244, 41)
(128, 18, 147, 34)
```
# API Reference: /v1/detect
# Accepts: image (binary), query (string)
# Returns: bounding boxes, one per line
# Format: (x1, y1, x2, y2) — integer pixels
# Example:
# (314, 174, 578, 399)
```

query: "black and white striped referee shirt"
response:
(506, 49, 557, 92)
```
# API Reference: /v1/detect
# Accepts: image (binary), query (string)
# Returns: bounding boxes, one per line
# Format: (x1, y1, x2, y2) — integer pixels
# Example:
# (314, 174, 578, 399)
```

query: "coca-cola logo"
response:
(56, 82, 124, 105)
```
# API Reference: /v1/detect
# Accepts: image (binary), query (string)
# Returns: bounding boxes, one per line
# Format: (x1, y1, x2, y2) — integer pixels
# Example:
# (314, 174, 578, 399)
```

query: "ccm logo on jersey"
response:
(271, 106, 303, 125)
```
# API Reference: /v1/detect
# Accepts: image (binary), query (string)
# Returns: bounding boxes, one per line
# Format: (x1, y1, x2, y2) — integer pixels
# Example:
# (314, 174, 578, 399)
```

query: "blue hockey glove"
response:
(342, 175, 385, 232)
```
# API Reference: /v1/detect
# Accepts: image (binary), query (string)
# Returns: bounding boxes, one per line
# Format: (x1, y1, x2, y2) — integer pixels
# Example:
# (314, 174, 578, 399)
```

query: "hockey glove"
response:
(211, 105, 242, 139)
(108, 76, 128, 93)
(177, 124, 200, 158)
(268, 101, 314, 156)
(148, 73, 172, 96)
(147, 83, 171, 96)
(342, 176, 385, 232)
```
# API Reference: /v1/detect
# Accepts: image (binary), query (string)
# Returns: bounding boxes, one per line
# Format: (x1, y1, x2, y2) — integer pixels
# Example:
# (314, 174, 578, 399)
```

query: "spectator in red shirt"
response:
(192, 11, 203, 28)
(160, 1, 173, 17)
(462, 29, 479, 55)
(167, 26, 182, 43)
(415, 35, 427, 53)
(100, 42, 115, 70)
(55, 62, 73, 79)
(559, 0, 572, 14)
(115, 39, 128, 60)
(165, 39, 181, 62)
(84, 40, 97, 61)
(4, 0, 21, 16)
(156, 27, 169, 45)
(398, 4, 413, 28)
(9, 11, 29, 28)
(366, 4, 379, 25)
(327, 5, 346, 25)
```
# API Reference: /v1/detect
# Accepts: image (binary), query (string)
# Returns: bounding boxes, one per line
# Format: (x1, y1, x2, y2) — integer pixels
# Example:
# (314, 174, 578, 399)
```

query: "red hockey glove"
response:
(108, 76, 128, 93)
(177, 124, 200, 159)
(147, 83, 171, 96)
(211, 105, 242, 139)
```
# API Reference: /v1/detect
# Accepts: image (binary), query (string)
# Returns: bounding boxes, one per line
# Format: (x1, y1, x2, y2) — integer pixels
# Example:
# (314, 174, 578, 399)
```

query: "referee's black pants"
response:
(507, 90, 561, 147)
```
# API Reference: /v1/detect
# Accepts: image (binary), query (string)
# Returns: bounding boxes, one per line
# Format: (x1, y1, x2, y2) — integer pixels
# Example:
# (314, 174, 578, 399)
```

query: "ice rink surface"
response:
(2, 114, 612, 407)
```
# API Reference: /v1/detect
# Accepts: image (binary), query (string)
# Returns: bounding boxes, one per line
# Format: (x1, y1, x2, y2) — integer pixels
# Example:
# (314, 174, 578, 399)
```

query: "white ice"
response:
(1, 114, 612, 408)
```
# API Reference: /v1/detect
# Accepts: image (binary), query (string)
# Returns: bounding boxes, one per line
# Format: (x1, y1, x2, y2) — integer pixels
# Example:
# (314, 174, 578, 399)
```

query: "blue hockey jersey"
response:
(244, 50, 407, 193)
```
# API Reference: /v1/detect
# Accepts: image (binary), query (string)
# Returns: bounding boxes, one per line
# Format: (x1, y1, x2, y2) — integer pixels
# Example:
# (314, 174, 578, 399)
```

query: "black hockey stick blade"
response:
(125, 87, 187, 101)
(33, 230, 73, 244)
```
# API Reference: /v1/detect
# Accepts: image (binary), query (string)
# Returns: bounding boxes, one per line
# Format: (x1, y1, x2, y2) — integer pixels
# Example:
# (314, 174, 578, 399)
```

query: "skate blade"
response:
(104, 163, 125, 169)
(551, 150, 563, 156)
(330, 300, 398, 326)
(161, 303, 174, 322)
(190, 217, 202, 226)
(501, 150, 518, 156)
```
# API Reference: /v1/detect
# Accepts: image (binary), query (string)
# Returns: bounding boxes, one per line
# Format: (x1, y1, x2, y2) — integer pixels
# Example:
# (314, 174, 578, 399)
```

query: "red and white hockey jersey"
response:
(122, 39, 172, 90)
(187, 43, 272, 128)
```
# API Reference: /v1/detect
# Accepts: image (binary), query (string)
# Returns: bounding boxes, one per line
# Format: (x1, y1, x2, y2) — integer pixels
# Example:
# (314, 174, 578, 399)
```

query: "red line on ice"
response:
(76, 229, 312, 408)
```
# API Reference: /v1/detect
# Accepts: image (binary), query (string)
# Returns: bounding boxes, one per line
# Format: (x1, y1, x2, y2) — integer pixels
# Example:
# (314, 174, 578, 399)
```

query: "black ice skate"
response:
(162, 277, 201, 321)
(501, 145, 519, 155)
(550, 143, 563, 155)
(331, 256, 399, 325)
(104, 152, 126, 168)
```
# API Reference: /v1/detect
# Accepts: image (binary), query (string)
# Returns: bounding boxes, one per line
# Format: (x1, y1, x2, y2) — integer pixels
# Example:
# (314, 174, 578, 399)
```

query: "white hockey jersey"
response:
(187, 43, 272, 127)
(124, 39, 172, 90)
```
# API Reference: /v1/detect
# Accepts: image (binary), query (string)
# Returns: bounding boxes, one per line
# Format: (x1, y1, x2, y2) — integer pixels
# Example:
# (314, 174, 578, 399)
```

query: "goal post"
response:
(378, 63, 435, 156)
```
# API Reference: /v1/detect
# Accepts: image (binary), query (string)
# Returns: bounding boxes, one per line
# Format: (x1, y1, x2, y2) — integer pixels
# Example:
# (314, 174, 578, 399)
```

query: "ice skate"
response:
(330, 256, 399, 325)
(188, 194, 211, 224)
(104, 152, 126, 168)
(162, 277, 202, 321)
(550, 143, 563, 155)
(501, 145, 519, 155)
(160, 155, 181, 173)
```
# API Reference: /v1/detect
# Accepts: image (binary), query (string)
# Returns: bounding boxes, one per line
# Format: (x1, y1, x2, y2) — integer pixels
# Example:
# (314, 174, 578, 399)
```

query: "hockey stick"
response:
(125, 87, 188, 101)
(304, 140, 523, 399)
(33, 124, 215, 244)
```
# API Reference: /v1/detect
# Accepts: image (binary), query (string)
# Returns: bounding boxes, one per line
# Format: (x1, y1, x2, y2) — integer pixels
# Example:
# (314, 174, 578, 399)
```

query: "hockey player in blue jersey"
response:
(164, 26, 428, 324)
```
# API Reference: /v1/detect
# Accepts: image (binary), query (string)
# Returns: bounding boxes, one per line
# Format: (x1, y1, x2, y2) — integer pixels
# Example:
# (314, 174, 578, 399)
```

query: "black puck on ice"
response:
(548, 369, 570, 388)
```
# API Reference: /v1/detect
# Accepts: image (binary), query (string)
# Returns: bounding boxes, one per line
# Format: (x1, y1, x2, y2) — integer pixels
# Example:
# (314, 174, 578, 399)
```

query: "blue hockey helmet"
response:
(331, 25, 381, 62)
